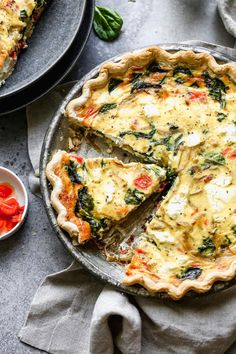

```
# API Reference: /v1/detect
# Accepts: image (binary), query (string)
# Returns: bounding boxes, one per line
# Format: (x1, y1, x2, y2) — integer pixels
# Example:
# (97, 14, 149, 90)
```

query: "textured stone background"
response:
(0, 0, 234, 353)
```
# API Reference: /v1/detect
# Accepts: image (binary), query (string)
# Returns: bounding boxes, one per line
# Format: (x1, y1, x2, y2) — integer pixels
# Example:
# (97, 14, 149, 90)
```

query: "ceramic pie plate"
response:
(40, 44, 236, 300)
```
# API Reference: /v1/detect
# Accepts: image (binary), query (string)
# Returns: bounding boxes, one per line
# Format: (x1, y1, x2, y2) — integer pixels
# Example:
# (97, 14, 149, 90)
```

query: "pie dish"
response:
(46, 46, 236, 299)
(0, 0, 50, 86)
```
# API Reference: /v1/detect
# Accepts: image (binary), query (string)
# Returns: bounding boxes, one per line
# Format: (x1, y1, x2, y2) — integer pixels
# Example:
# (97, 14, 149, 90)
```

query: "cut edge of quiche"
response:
(46, 150, 166, 245)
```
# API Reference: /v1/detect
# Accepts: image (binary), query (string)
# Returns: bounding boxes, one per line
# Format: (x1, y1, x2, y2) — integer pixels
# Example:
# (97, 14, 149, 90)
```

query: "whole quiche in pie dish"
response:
(46, 46, 236, 299)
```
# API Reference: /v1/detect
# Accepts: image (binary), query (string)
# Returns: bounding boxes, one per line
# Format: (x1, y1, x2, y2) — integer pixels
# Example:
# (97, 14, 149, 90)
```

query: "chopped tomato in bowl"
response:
(0, 167, 28, 240)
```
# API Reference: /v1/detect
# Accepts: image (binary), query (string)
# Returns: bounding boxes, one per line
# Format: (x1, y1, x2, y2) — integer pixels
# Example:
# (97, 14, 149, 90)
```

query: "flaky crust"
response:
(65, 46, 236, 299)
(46, 150, 81, 243)
(66, 46, 236, 118)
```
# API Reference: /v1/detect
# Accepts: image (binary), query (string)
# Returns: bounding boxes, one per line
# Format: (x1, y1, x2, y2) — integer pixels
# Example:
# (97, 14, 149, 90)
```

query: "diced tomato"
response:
(203, 175, 213, 183)
(10, 51, 17, 60)
(230, 150, 236, 159)
(189, 91, 207, 102)
(222, 147, 231, 156)
(136, 248, 145, 254)
(134, 175, 152, 190)
(84, 106, 98, 119)
(0, 183, 13, 198)
(71, 155, 84, 164)
(0, 198, 19, 217)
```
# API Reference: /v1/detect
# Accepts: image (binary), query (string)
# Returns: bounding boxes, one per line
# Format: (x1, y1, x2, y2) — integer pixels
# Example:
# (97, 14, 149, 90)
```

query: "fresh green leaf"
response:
(198, 237, 215, 256)
(108, 78, 123, 93)
(99, 103, 117, 113)
(177, 267, 202, 280)
(124, 188, 144, 205)
(65, 162, 82, 184)
(93, 6, 123, 42)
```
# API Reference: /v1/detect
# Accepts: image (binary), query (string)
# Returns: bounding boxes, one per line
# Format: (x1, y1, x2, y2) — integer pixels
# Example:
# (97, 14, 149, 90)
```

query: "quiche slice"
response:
(46, 150, 166, 244)
(0, 0, 50, 85)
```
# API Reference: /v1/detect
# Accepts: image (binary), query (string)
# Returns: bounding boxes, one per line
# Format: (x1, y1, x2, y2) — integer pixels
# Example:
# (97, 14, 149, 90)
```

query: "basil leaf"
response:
(124, 188, 145, 205)
(108, 78, 123, 93)
(93, 6, 123, 42)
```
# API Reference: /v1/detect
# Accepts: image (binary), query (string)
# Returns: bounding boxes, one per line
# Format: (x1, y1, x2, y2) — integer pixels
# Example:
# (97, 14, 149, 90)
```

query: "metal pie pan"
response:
(0, 0, 87, 99)
(0, 0, 94, 115)
(40, 44, 236, 301)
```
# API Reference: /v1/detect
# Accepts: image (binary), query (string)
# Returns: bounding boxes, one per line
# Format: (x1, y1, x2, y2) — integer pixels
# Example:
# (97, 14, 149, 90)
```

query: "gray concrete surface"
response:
(0, 0, 235, 353)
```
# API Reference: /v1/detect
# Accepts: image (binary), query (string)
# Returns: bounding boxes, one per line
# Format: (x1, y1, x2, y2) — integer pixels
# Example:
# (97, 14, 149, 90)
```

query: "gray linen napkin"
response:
(19, 6, 236, 354)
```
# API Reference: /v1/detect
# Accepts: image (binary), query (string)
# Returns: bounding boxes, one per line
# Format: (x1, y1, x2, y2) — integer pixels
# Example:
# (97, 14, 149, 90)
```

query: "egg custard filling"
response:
(48, 47, 236, 299)
(46, 150, 166, 244)
(0, 0, 49, 85)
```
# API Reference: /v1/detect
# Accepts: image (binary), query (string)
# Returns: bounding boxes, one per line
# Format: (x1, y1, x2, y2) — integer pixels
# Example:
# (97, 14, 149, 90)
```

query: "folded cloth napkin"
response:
(19, 18, 236, 354)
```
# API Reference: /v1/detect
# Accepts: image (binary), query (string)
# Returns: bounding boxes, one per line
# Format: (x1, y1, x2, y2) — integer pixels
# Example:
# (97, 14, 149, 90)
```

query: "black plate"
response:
(0, 0, 94, 115)
(0, 0, 87, 99)
(40, 44, 236, 301)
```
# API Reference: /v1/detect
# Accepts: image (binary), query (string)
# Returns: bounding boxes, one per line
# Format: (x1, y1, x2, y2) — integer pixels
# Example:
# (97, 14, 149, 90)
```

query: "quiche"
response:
(52, 46, 236, 299)
(0, 0, 49, 85)
(46, 150, 166, 244)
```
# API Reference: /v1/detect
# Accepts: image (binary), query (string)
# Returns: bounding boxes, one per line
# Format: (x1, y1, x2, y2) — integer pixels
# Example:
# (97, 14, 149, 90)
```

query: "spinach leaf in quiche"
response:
(131, 81, 161, 93)
(20, 10, 28, 21)
(216, 112, 228, 122)
(75, 187, 94, 214)
(198, 237, 215, 256)
(130, 72, 143, 83)
(146, 61, 167, 73)
(80, 211, 110, 236)
(66, 162, 82, 184)
(177, 267, 202, 280)
(202, 152, 225, 169)
(99, 103, 117, 113)
(124, 188, 145, 205)
(173, 66, 193, 77)
(108, 78, 123, 93)
(202, 71, 229, 108)
(93, 6, 123, 42)
(120, 127, 156, 139)
(153, 134, 183, 152)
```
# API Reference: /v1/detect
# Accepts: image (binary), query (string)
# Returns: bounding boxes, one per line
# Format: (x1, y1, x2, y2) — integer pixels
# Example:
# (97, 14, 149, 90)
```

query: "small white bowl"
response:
(0, 167, 28, 241)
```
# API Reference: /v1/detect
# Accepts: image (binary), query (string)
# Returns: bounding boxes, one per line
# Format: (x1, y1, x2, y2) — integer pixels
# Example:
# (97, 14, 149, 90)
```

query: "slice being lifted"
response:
(46, 150, 166, 244)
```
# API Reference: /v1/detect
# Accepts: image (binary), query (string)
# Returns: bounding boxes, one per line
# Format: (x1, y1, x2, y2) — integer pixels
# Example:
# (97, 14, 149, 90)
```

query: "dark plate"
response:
(40, 44, 236, 301)
(0, 0, 94, 115)
(0, 0, 87, 99)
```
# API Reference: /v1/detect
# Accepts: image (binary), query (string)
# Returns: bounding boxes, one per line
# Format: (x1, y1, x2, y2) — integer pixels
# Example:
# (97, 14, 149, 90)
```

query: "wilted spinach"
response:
(75, 187, 94, 214)
(66, 162, 82, 184)
(198, 237, 215, 256)
(202, 71, 228, 108)
(202, 152, 225, 169)
(177, 267, 202, 280)
(124, 188, 144, 205)
(120, 127, 156, 139)
(146, 61, 167, 73)
(108, 78, 123, 93)
(93, 6, 123, 41)
(131, 81, 161, 93)
(99, 103, 117, 113)
(216, 112, 228, 122)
